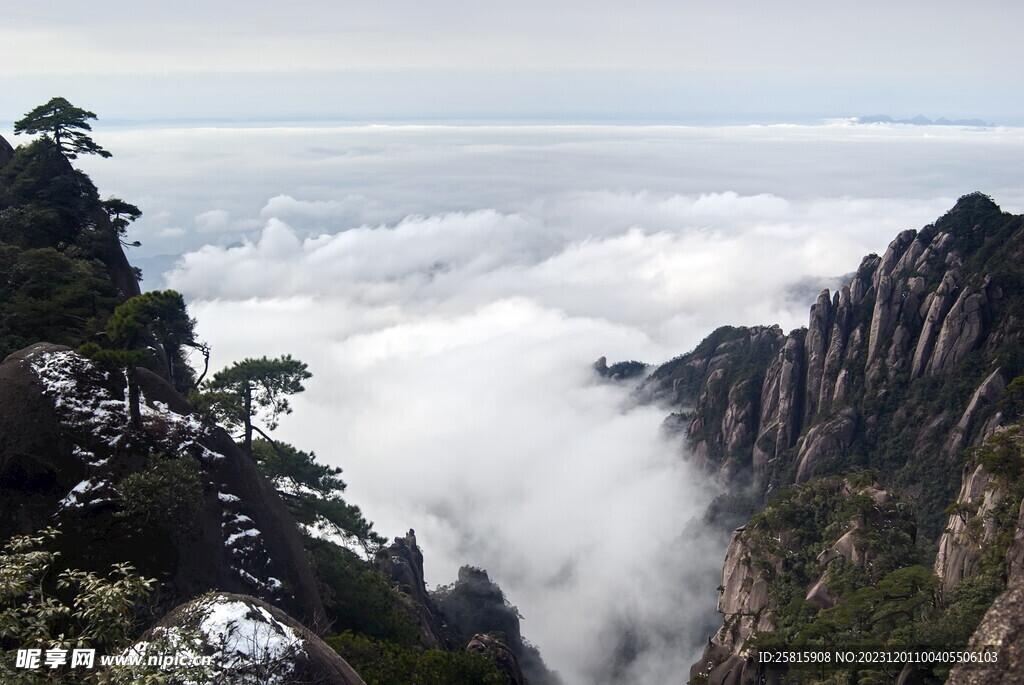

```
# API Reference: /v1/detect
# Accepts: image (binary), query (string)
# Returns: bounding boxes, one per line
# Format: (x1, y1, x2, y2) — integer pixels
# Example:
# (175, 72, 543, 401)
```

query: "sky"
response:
(3, 1, 1024, 123)
(5, 2, 1024, 683)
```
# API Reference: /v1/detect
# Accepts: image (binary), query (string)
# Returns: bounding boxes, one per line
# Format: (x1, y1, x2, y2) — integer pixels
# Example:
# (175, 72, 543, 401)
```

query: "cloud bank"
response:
(79, 123, 1024, 265)
(165, 191, 934, 682)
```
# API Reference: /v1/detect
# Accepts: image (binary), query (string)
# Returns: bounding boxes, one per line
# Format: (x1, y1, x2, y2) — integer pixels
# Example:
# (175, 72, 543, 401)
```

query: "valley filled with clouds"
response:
(63, 121, 1023, 681)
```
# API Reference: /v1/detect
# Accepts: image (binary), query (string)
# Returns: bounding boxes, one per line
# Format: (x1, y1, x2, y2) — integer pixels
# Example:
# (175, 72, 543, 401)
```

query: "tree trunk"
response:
(243, 384, 253, 455)
(127, 368, 141, 430)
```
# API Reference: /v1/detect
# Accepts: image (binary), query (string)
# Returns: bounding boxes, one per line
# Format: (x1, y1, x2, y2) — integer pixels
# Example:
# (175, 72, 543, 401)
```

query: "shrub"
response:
(116, 453, 203, 541)
(0, 528, 154, 684)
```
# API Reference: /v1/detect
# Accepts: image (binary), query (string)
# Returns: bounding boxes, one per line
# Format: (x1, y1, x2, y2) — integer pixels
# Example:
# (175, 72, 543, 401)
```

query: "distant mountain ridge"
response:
(856, 114, 994, 127)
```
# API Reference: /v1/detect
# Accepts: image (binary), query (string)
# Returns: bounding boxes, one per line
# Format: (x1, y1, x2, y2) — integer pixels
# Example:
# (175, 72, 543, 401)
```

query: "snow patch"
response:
(58, 478, 116, 510)
(28, 349, 225, 462)
(198, 596, 306, 678)
(125, 596, 307, 685)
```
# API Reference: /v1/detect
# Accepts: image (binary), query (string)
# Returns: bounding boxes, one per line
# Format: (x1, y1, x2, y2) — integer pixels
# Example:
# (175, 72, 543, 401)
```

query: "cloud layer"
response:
(79, 123, 1024, 265)
(165, 192, 933, 682)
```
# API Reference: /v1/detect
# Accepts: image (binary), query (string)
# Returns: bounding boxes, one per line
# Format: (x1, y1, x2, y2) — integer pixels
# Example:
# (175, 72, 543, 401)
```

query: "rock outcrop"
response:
(436, 565, 561, 685)
(468, 632, 526, 685)
(0, 133, 13, 167)
(946, 581, 1024, 685)
(593, 356, 648, 381)
(691, 477, 915, 684)
(0, 343, 326, 626)
(934, 423, 1024, 595)
(375, 529, 451, 649)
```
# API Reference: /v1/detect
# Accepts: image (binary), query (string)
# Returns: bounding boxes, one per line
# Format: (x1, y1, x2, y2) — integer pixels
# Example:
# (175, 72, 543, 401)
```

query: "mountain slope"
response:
(634, 194, 1024, 683)
(641, 193, 1023, 540)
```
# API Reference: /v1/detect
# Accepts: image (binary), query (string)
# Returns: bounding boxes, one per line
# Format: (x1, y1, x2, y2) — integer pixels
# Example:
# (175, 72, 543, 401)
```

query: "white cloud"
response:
(167, 187, 945, 682)
(189, 293, 724, 683)
(195, 209, 231, 233)
(80, 124, 1024, 268)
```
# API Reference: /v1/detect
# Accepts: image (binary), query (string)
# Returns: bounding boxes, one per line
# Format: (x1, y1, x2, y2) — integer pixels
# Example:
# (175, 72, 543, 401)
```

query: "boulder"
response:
(127, 592, 365, 685)
(468, 632, 525, 685)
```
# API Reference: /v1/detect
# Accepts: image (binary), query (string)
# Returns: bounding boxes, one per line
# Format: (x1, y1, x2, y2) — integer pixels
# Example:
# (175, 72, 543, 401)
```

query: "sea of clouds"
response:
(76, 122, 1024, 683)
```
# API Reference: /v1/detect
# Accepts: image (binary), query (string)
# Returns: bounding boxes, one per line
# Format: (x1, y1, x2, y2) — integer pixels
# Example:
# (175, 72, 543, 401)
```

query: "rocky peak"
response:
(375, 529, 451, 649)
(642, 196, 1024, 539)
(436, 565, 561, 684)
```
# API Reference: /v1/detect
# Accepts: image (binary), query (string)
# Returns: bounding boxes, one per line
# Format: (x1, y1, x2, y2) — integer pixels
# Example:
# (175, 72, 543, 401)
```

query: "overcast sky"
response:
(4, 1, 1022, 123)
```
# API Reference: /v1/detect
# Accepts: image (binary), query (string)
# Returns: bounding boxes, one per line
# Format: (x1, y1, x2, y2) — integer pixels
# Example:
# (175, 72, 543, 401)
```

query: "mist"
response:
(86, 121, 1022, 683)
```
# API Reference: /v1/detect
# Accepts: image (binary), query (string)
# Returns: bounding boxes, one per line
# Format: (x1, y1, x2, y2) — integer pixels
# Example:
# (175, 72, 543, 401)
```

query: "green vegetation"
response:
(115, 453, 204, 542)
(105, 289, 208, 392)
(253, 438, 385, 551)
(306, 538, 419, 643)
(14, 97, 111, 160)
(100, 197, 142, 248)
(326, 632, 508, 685)
(0, 99, 128, 359)
(0, 246, 119, 356)
(0, 528, 154, 684)
(744, 468, 1014, 683)
(956, 419, 1024, 581)
(203, 354, 312, 455)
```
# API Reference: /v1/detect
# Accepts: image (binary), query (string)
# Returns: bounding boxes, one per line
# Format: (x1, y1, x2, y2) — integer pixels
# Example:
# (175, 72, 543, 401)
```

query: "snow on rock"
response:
(29, 350, 129, 448)
(129, 595, 306, 685)
(129, 592, 366, 685)
(220, 488, 282, 597)
(28, 349, 222, 463)
(199, 595, 305, 667)
(58, 478, 117, 510)
(4, 345, 327, 625)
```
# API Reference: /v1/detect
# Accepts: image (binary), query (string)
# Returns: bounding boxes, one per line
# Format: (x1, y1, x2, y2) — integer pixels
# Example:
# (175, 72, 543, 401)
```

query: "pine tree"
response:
(14, 97, 112, 160)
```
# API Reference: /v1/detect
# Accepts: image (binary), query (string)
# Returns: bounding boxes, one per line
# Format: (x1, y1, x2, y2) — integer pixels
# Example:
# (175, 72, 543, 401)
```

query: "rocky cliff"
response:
(0, 134, 13, 167)
(641, 193, 1024, 540)
(376, 534, 560, 684)
(690, 476, 917, 684)
(376, 529, 453, 650)
(435, 565, 559, 684)
(632, 194, 1024, 683)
